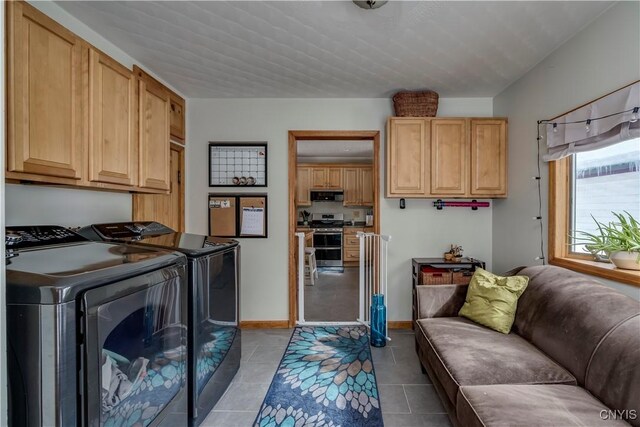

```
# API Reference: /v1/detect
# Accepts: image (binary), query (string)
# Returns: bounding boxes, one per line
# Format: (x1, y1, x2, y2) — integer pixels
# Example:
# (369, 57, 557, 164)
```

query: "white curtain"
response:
(544, 82, 640, 161)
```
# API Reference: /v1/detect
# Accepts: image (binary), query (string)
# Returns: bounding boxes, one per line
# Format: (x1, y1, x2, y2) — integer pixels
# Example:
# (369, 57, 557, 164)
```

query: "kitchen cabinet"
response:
(430, 119, 467, 195)
(386, 117, 508, 198)
(386, 118, 429, 197)
(344, 167, 374, 206)
(6, 1, 83, 181)
(343, 226, 375, 266)
(296, 167, 312, 206)
(470, 119, 507, 196)
(6, 2, 178, 195)
(88, 48, 137, 186)
(136, 67, 171, 191)
(169, 92, 186, 143)
(311, 167, 343, 189)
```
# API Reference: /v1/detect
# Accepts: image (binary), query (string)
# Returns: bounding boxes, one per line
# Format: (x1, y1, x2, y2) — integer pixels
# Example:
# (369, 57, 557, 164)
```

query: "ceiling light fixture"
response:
(353, 0, 388, 10)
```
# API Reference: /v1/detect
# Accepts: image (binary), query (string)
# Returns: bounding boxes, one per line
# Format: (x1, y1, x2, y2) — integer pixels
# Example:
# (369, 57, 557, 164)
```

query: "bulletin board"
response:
(209, 193, 268, 238)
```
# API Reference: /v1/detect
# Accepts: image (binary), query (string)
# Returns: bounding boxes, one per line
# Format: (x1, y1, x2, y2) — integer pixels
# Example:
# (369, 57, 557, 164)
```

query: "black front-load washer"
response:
(5, 225, 188, 427)
(78, 222, 240, 426)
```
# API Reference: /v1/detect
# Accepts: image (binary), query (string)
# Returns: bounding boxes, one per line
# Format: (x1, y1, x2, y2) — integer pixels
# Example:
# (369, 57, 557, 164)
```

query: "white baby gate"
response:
(296, 231, 391, 336)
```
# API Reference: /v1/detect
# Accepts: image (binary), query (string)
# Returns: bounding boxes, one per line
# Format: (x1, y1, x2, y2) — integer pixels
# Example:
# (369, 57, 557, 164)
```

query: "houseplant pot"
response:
(574, 211, 640, 271)
(609, 251, 640, 270)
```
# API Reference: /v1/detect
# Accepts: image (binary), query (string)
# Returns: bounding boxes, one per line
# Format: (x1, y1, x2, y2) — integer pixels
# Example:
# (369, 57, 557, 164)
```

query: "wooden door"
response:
(311, 168, 327, 188)
(470, 119, 507, 197)
(343, 168, 360, 206)
(133, 144, 184, 230)
(296, 167, 312, 206)
(431, 119, 467, 195)
(360, 167, 374, 206)
(326, 168, 343, 189)
(387, 118, 429, 197)
(88, 48, 136, 186)
(6, 1, 83, 179)
(169, 93, 185, 143)
(138, 78, 171, 191)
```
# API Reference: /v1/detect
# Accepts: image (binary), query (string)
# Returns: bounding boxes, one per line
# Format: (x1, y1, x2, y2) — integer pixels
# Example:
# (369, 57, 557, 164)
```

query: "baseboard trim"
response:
(389, 321, 413, 329)
(240, 320, 290, 329)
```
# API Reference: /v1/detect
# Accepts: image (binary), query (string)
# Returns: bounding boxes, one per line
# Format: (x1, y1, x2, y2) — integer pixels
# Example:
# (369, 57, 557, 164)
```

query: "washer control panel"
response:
(5, 226, 88, 250)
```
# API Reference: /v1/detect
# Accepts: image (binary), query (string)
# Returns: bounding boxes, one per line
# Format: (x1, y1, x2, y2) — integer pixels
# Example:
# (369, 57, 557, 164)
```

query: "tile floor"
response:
(202, 328, 451, 427)
(304, 267, 359, 322)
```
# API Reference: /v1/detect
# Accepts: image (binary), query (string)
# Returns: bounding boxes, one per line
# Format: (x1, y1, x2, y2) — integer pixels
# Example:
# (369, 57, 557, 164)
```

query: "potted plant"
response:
(574, 211, 640, 270)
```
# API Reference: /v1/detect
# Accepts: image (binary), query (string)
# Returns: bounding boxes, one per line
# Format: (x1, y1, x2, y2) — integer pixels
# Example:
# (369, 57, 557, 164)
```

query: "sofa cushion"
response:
(585, 315, 640, 427)
(459, 268, 529, 334)
(457, 384, 632, 427)
(515, 265, 640, 385)
(415, 317, 576, 406)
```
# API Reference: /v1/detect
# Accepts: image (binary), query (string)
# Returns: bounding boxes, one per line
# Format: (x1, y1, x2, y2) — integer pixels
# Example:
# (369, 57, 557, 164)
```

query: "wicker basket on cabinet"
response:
(451, 271, 473, 285)
(421, 270, 453, 285)
(393, 91, 439, 117)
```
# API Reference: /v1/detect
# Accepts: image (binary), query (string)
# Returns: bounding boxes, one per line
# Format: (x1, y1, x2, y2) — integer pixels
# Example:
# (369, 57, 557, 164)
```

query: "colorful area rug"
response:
(254, 326, 384, 427)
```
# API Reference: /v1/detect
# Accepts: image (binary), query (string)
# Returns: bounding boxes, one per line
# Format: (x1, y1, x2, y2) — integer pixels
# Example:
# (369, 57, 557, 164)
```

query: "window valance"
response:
(544, 81, 639, 161)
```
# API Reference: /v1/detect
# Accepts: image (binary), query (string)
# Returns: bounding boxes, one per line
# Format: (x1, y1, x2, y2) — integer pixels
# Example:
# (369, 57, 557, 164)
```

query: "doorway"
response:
(288, 131, 380, 327)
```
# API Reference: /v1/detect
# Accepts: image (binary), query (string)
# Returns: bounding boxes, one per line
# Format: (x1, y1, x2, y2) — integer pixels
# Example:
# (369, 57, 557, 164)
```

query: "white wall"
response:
(493, 1, 640, 299)
(4, 1, 185, 227)
(187, 97, 493, 321)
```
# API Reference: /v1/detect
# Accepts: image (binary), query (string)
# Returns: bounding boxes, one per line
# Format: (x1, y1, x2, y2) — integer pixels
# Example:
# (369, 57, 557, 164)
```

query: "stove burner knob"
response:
(5, 232, 23, 245)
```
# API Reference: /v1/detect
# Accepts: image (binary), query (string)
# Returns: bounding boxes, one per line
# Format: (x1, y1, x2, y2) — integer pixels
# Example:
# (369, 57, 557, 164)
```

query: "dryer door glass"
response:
(83, 270, 186, 427)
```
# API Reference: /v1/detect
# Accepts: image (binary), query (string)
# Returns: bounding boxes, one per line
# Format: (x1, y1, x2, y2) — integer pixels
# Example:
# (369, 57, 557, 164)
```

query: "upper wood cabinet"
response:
(6, 1, 83, 180)
(296, 166, 312, 206)
(470, 119, 507, 196)
(137, 72, 171, 191)
(386, 118, 429, 197)
(311, 167, 343, 189)
(169, 93, 186, 143)
(343, 168, 360, 206)
(88, 48, 137, 186)
(386, 117, 507, 198)
(344, 167, 374, 207)
(430, 119, 467, 195)
(6, 2, 180, 195)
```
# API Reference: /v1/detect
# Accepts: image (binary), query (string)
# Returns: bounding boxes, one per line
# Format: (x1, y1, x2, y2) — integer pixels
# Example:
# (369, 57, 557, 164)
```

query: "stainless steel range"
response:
(310, 213, 344, 267)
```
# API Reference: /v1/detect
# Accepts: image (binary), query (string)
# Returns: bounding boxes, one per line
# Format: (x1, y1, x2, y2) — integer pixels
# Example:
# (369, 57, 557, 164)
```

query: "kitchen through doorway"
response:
(288, 131, 380, 326)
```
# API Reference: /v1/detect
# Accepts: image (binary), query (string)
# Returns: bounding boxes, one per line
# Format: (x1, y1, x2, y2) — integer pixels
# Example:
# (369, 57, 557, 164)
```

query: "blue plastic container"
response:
(370, 294, 387, 347)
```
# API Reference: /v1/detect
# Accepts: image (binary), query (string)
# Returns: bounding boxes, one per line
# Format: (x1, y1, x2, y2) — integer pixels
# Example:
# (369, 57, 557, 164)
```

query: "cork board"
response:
(239, 196, 267, 237)
(209, 196, 236, 237)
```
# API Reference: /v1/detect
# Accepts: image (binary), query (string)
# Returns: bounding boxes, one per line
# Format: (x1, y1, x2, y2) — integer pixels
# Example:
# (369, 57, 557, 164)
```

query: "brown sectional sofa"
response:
(414, 265, 640, 427)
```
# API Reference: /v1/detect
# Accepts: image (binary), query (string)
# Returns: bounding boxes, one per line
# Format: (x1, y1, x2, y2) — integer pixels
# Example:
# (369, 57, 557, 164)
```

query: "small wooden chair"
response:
(305, 247, 318, 285)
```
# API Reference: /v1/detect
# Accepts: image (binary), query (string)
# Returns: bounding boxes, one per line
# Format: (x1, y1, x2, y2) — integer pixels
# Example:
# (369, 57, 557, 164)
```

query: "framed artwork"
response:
(209, 142, 267, 187)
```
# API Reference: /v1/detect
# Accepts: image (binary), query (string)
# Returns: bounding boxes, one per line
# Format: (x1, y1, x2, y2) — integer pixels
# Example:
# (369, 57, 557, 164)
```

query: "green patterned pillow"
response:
(459, 268, 529, 334)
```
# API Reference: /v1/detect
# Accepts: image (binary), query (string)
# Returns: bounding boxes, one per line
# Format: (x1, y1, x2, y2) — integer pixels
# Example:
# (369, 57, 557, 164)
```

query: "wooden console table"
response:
(411, 257, 485, 327)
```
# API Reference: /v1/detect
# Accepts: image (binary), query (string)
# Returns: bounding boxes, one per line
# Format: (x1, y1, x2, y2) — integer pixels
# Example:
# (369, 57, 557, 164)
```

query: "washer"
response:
(78, 222, 240, 426)
(5, 225, 188, 427)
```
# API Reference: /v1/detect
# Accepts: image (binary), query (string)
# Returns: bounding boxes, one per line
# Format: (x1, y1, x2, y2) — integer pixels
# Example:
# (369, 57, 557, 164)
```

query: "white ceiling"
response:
(56, 1, 613, 98)
(297, 140, 373, 162)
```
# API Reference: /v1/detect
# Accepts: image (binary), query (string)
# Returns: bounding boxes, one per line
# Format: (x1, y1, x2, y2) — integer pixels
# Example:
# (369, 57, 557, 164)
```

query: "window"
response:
(549, 138, 640, 286)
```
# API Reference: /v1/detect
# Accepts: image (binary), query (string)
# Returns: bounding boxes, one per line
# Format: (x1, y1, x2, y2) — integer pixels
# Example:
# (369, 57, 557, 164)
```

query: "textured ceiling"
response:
(56, 1, 613, 98)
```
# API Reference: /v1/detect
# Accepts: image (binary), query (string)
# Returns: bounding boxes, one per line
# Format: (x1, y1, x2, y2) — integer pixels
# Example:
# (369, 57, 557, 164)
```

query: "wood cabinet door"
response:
(470, 119, 507, 196)
(311, 168, 327, 188)
(133, 145, 185, 231)
(343, 168, 360, 206)
(7, 1, 83, 179)
(327, 168, 343, 189)
(387, 118, 429, 196)
(138, 78, 171, 191)
(296, 167, 312, 206)
(169, 93, 185, 143)
(430, 119, 467, 195)
(360, 167, 374, 206)
(88, 48, 136, 186)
